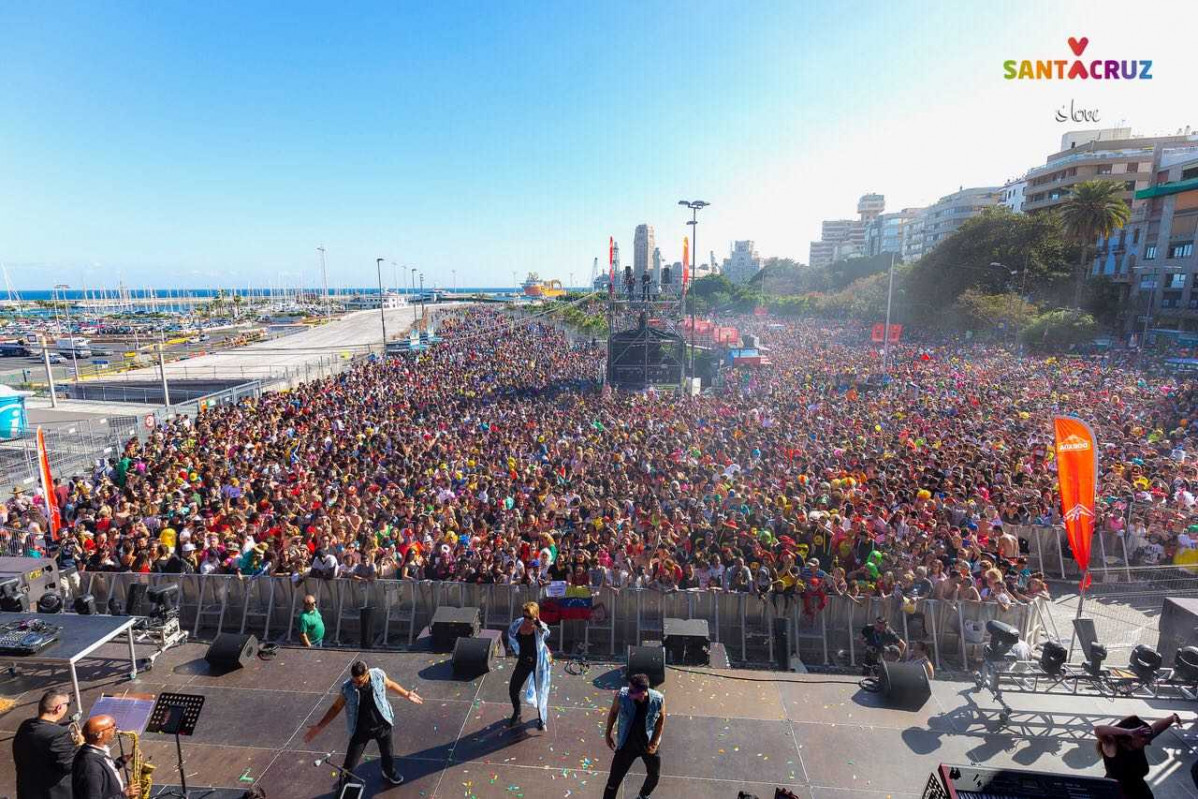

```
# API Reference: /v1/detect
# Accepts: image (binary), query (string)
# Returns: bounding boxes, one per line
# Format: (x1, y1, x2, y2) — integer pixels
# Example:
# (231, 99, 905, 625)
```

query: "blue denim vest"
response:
(341, 668, 395, 734)
(615, 687, 663, 750)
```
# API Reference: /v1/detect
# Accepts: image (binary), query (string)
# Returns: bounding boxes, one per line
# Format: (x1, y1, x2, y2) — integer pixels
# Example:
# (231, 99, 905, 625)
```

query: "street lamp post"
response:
(375, 258, 388, 354)
(55, 284, 80, 384)
(318, 246, 330, 321)
(990, 261, 1026, 354)
(881, 252, 896, 373)
(678, 200, 710, 381)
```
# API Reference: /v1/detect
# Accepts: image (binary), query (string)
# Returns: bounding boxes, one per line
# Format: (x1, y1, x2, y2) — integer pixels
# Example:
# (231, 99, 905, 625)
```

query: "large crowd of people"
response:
(4, 308, 1198, 620)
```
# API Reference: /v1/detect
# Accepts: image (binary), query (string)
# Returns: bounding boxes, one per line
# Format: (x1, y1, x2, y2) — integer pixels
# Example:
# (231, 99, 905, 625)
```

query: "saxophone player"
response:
(13, 689, 80, 799)
(72, 716, 140, 798)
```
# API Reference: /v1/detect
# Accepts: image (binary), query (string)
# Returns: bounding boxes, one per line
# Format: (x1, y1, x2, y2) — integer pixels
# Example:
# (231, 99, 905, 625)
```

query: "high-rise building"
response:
(724, 241, 762, 284)
(865, 208, 923, 258)
(652, 246, 662, 279)
(1000, 177, 1027, 213)
(857, 193, 885, 223)
(1119, 149, 1198, 334)
(633, 224, 656, 284)
(809, 194, 884, 268)
(906, 186, 1001, 257)
(1024, 131, 1198, 215)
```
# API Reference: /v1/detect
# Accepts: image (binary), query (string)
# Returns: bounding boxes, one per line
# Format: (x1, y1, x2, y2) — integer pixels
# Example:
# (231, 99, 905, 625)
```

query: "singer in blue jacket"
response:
(506, 601, 552, 730)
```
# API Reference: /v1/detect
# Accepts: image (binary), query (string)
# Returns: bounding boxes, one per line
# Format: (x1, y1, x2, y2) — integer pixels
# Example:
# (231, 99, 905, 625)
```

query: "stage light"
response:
(983, 619, 1020, 662)
(1039, 640, 1067, 675)
(1085, 641, 1108, 677)
(1129, 644, 1162, 682)
(1174, 646, 1198, 683)
(146, 584, 180, 620)
(36, 591, 64, 614)
(73, 594, 97, 615)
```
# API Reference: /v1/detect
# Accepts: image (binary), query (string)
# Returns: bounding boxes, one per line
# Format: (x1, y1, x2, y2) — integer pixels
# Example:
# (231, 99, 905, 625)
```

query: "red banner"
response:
(1053, 416, 1098, 590)
(870, 323, 902, 343)
(36, 427, 61, 539)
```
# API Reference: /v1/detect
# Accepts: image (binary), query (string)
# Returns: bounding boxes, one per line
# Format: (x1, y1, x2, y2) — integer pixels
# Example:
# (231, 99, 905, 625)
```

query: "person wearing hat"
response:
(602, 672, 665, 799)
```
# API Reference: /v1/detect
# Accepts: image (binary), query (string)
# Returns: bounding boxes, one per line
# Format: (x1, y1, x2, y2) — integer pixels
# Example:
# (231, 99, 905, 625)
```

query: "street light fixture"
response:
(375, 258, 388, 354)
(678, 200, 710, 381)
(990, 258, 1030, 356)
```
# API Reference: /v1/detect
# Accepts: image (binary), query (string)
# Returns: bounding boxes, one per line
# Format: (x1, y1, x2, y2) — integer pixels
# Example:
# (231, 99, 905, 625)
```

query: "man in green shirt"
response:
(299, 595, 325, 647)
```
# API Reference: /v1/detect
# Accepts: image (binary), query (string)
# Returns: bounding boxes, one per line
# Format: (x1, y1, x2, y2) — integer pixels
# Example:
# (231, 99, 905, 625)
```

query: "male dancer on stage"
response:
(603, 672, 665, 799)
(304, 659, 424, 786)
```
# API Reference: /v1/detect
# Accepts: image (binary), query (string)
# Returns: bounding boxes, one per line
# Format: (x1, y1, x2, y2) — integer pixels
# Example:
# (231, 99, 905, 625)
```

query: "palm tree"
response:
(231, 292, 244, 320)
(1058, 179, 1131, 307)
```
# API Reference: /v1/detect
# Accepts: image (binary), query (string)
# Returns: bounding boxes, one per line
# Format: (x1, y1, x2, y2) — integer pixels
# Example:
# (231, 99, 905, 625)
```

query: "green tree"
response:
(1020, 308, 1097, 352)
(904, 208, 1074, 326)
(952, 289, 1038, 336)
(1057, 180, 1131, 307)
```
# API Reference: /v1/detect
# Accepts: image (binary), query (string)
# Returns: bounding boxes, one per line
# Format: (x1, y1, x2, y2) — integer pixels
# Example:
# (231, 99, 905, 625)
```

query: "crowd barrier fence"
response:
(74, 572, 1045, 672)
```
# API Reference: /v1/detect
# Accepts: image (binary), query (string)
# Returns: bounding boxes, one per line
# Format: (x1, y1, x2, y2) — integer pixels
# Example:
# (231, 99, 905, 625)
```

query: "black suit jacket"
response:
(13, 717, 76, 799)
(72, 745, 126, 799)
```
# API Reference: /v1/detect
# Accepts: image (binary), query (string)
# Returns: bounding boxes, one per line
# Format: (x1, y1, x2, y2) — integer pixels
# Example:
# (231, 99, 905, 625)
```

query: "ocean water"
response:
(13, 287, 525, 302)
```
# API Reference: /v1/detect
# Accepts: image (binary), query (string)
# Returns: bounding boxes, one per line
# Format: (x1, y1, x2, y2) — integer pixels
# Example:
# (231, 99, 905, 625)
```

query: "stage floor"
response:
(2, 641, 1196, 799)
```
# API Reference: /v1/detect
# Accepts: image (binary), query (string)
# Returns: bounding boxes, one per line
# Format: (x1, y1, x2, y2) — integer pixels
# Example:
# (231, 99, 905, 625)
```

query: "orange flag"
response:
(36, 427, 62, 540)
(1053, 416, 1098, 590)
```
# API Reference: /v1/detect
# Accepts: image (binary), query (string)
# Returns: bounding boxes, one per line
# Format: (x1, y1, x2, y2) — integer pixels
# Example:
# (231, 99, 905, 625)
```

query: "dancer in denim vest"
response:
(304, 659, 424, 786)
(603, 672, 665, 799)
(506, 600, 552, 730)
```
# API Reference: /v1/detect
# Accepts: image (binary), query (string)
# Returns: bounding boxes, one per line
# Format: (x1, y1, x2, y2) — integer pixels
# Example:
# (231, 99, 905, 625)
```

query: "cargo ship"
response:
(521, 272, 566, 298)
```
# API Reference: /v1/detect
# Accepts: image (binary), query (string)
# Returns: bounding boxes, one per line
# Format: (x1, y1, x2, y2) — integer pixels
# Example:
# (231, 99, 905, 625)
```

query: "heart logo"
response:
(1067, 36, 1089, 56)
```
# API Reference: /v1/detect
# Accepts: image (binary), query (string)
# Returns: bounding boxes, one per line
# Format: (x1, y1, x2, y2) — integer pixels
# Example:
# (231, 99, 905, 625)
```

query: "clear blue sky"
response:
(1, 0, 1194, 289)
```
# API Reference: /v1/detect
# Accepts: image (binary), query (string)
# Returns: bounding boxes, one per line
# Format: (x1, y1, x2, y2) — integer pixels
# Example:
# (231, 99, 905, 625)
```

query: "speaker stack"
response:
(663, 618, 710, 665)
(627, 644, 666, 687)
(430, 606, 481, 652)
(452, 635, 500, 678)
(205, 633, 259, 672)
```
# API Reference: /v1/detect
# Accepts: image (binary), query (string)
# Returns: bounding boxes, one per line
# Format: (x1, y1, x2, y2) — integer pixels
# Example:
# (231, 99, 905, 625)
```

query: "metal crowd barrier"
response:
(76, 572, 1044, 671)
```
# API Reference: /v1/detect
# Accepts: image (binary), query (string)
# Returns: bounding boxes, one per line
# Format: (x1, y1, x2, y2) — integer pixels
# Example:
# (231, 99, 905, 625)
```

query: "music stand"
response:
(147, 693, 205, 798)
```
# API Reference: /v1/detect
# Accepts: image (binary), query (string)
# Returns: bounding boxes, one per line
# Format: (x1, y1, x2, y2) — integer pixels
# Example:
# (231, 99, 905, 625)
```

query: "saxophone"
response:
(119, 730, 156, 799)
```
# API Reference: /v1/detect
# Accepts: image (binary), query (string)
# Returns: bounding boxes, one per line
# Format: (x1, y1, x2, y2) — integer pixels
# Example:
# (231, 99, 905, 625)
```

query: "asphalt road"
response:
(105, 304, 445, 383)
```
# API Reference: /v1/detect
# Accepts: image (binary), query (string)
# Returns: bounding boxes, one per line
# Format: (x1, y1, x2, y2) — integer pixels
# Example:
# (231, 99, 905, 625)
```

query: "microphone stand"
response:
(314, 753, 366, 794)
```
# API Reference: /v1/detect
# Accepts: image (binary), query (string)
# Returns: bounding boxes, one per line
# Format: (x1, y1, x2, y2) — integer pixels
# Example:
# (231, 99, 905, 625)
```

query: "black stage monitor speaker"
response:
(205, 633, 259, 672)
(359, 607, 375, 650)
(430, 606, 480, 652)
(452, 635, 497, 678)
(1160, 597, 1198, 663)
(663, 618, 710, 665)
(879, 661, 931, 709)
(773, 617, 791, 671)
(627, 645, 666, 687)
(125, 583, 149, 616)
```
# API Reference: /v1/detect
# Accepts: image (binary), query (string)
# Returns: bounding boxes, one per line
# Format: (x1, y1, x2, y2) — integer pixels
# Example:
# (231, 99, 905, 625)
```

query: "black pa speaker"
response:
(125, 583, 149, 616)
(451, 635, 497, 678)
(205, 633, 259, 672)
(430, 606, 480, 652)
(663, 618, 710, 666)
(359, 607, 375, 650)
(627, 645, 665, 687)
(879, 660, 931, 709)
(772, 617, 791, 671)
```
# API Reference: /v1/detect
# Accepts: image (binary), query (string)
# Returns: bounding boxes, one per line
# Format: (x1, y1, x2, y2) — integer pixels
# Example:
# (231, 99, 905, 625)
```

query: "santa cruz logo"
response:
(1057, 435, 1091, 452)
(1004, 37, 1152, 80)
(1063, 503, 1095, 523)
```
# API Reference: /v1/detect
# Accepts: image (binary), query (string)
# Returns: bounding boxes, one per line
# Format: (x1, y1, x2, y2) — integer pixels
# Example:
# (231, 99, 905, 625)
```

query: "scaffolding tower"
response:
(605, 242, 687, 390)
